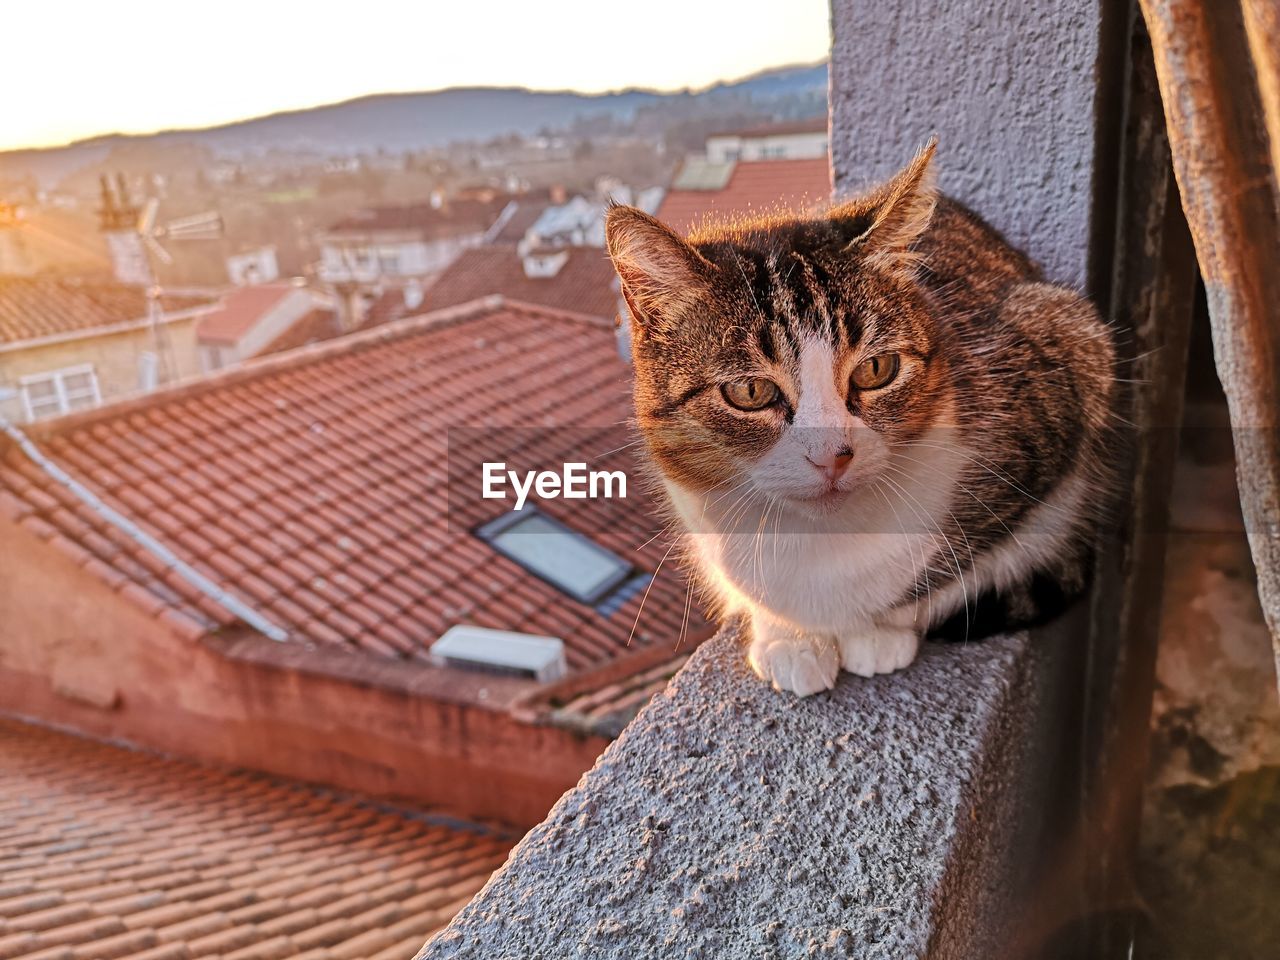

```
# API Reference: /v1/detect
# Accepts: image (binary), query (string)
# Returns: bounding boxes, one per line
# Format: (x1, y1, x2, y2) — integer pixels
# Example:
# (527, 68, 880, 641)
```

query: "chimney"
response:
(0, 203, 34, 277)
(98, 171, 151, 285)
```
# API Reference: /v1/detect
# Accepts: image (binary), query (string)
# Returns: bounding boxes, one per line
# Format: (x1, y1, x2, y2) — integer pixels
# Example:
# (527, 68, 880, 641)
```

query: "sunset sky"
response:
(1, 0, 830, 152)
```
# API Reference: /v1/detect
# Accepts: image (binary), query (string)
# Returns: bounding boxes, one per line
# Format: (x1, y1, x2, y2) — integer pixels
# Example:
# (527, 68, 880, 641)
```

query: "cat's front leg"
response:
(836, 623, 921, 678)
(747, 614, 839, 697)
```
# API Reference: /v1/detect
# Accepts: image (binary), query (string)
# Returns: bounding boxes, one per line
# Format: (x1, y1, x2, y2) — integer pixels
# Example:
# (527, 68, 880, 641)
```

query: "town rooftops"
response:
(0, 297, 702, 675)
(322, 198, 506, 240)
(407, 245, 619, 322)
(0, 717, 510, 960)
(656, 157, 832, 236)
(707, 117, 829, 139)
(0, 278, 214, 348)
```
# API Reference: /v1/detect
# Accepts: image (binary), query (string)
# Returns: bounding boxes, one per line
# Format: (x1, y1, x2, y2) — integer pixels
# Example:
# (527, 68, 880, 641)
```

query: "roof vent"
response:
(431, 625, 567, 682)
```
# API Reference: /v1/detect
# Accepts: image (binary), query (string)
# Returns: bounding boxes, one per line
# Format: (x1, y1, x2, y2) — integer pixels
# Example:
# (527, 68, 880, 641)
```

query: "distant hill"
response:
(0, 62, 828, 188)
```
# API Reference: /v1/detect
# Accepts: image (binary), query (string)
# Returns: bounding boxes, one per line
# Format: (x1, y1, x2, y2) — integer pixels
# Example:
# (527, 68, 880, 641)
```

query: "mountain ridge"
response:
(0, 61, 827, 187)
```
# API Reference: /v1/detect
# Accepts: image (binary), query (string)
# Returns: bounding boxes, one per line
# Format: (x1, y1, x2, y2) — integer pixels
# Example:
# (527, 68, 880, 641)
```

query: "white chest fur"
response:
(665, 428, 966, 633)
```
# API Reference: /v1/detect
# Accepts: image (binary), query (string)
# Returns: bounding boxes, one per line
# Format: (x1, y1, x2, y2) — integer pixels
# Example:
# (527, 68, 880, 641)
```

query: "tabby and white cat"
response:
(605, 142, 1115, 696)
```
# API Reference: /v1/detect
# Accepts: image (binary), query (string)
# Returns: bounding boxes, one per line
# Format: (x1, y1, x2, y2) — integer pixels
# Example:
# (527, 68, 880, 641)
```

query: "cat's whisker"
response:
(877, 472, 955, 627)
(879, 464, 973, 638)
(626, 536, 680, 648)
(871, 478, 931, 625)
(676, 579, 694, 652)
(887, 448, 1032, 556)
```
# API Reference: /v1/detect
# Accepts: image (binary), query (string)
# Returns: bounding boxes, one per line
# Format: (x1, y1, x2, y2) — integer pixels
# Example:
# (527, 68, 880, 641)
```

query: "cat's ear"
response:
(828, 139, 938, 269)
(605, 204, 718, 333)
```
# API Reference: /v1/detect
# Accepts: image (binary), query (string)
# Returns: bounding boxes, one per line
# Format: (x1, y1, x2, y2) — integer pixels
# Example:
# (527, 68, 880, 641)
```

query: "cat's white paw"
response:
(747, 619, 839, 697)
(837, 625, 920, 677)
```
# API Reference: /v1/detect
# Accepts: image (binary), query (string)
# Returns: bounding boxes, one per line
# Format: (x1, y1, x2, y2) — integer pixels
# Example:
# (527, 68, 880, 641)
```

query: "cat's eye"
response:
(850, 353, 901, 391)
(721, 377, 781, 411)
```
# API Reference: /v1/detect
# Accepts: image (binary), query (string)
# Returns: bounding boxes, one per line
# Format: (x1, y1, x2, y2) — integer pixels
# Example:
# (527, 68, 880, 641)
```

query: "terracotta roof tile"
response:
(196, 284, 297, 345)
(656, 157, 832, 236)
(0, 719, 509, 960)
(0, 299, 706, 673)
(0, 279, 211, 346)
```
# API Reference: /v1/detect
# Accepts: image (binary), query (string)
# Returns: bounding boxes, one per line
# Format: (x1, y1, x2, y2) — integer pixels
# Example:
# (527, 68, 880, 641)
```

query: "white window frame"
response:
(19, 364, 102, 422)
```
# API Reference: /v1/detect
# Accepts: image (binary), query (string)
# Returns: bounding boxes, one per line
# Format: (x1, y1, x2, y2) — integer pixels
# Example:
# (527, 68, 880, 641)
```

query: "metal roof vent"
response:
(431, 625, 567, 682)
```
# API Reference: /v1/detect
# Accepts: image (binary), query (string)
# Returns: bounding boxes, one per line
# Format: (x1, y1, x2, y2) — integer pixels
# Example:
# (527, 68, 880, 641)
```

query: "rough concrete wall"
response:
(421, 621, 1079, 959)
(829, 0, 1105, 288)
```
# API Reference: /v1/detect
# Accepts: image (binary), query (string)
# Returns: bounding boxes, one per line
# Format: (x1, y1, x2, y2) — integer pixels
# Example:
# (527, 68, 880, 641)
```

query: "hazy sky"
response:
(2, 1, 830, 152)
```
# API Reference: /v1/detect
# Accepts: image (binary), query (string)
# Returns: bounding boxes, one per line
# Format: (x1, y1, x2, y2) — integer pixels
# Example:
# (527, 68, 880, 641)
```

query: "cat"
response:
(605, 141, 1116, 696)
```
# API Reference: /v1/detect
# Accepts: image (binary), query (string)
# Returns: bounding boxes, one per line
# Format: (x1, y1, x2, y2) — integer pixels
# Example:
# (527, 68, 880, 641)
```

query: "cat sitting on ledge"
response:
(606, 141, 1116, 697)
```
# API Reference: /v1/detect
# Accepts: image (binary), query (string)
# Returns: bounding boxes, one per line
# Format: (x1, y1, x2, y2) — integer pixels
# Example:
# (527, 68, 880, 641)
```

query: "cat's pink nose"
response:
(805, 448, 853, 482)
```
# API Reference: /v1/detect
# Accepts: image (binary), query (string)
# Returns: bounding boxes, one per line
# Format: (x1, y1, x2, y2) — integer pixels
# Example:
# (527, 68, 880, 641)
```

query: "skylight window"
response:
(477, 508, 632, 605)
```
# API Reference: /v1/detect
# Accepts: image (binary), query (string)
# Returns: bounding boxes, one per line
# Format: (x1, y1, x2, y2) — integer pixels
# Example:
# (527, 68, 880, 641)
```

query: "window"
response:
(476, 507, 633, 605)
(19, 365, 101, 422)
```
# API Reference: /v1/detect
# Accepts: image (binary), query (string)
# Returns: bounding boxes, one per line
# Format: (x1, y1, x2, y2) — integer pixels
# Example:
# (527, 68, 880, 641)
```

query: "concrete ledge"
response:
(420, 615, 1079, 958)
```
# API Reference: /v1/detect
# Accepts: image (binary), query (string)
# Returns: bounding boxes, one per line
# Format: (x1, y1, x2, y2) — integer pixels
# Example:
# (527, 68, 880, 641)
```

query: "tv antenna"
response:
(99, 173, 224, 387)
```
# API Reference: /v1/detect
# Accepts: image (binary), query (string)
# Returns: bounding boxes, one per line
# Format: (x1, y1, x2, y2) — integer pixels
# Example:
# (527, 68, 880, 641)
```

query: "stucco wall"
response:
(829, 0, 1108, 288)
(0, 317, 203, 422)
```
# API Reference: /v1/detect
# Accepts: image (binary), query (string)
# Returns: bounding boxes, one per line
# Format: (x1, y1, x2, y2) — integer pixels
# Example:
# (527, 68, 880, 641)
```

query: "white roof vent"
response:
(431, 625, 567, 682)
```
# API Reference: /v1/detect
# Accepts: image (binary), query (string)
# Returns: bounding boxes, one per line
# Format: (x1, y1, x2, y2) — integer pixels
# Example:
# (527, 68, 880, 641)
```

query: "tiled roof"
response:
(0, 299, 702, 673)
(324, 200, 503, 239)
(0, 718, 510, 960)
(486, 200, 552, 245)
(0, 279, 212, 347)
(549, 652, 690, 737)
(257, 309, 343, 357)
(196, 285, 298, 346)
(407, 246, 618, 322)
(656, 158, 832, 236)
(358, 289, 417, 330)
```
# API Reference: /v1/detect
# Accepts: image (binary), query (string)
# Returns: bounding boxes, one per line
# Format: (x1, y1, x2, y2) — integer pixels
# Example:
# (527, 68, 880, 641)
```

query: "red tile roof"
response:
(0, 298, 703, 674)
(549, 652, 690, 737)
(656, 158, 832, 236)
(257, 308, 343, 357)
(0, 279, 212, 347)
(196, 284, 298, 346)
(0, 717, 510, 960)
(406, 246, 618, 323)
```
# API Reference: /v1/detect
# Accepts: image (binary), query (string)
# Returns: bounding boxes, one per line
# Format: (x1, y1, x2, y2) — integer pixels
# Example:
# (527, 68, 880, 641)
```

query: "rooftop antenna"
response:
(101, 172, 223, 387)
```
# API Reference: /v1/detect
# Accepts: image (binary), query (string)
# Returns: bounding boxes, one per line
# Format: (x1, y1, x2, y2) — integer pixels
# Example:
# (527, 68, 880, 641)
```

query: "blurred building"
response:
(703, 116, 829, 163)
(316, 197, 508, 285)
(0, 279, 215, 424)
(196, 281, 339, 371)
(366, 245, 619, 326)
(225, 245, 280, 286)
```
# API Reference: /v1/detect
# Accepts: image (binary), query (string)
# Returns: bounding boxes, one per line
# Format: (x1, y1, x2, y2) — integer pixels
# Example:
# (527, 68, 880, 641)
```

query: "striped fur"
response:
(606, 143, 1115, 696)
